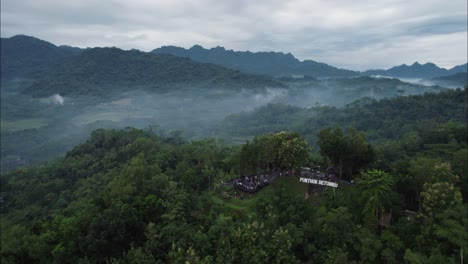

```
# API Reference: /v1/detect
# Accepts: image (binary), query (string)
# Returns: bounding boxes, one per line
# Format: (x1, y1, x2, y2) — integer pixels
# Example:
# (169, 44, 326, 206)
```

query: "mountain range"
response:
(363, 62, 467, 79)
(152, 45, 467, 79)
(152, 45, 358, 78)
(1, 35, 467, 92)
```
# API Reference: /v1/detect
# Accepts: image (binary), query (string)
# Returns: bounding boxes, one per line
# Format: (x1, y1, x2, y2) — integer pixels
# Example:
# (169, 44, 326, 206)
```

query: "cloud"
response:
(1, 0, 466, 70)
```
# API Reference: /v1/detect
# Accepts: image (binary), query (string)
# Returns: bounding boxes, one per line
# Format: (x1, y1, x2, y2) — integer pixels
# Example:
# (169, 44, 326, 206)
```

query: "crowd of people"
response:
(225, 169, 292, 193)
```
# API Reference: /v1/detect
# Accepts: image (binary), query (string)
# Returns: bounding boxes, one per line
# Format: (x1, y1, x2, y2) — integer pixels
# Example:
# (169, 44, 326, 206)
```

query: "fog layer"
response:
(1, 76, 450, 172)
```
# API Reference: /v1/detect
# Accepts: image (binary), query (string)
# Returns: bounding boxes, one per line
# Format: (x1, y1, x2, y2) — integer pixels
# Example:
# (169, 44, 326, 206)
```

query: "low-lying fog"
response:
(0, 77, 451, 172)
(67, 88, 290, 136)
(54, 76, 446, 138)
(371, 75, 463, 89)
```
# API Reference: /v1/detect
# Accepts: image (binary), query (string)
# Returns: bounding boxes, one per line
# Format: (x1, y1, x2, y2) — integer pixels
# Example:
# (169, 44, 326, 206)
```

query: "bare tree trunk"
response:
(460, 246, 463, 264)
(208, 174, 211, 191)
(339, 157, 343, 180)
(418, 193, 421, 212)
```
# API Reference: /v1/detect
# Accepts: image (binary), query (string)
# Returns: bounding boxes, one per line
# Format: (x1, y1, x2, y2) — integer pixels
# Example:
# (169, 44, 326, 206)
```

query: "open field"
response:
(210, 176, 307, 217)
(1, 118, 47, 132)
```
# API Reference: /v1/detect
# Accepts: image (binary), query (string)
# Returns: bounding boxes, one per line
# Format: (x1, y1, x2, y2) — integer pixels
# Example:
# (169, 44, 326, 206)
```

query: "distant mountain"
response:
(314, 76, 446, 105)
(0, 35, 82, 80)
(448, 63, 467, 75)
(363, 62, 467, 79)
(23, 47, 284, 97)
(152, 45, 358, 78)
(431, 72, 468, 88)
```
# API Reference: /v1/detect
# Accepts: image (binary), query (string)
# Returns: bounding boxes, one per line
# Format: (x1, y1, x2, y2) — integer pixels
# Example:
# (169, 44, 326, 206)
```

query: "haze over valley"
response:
(2, 35, 466, 172)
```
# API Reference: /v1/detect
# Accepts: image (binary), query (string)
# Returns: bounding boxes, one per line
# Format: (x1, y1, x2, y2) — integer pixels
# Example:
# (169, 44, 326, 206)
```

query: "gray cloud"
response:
(1, 0, 466, 70)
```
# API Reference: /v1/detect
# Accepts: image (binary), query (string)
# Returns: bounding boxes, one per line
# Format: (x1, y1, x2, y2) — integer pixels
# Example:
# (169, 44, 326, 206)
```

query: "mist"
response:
(0, 76, 450, 173)
(52, 94, 64, 105)
(47, 93, 65, 105)
(46, 77, 446, 136)
(69, 88, 291, 137)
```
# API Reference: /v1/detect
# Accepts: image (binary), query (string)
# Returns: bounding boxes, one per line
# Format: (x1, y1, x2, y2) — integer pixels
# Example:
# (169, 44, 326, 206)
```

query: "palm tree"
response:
(358, 170, 394, 224)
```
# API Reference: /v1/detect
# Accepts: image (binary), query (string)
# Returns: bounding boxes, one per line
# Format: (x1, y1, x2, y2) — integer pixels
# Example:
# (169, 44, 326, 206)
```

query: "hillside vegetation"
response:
(217, 88, 466, 142)
(0, 35, 80, 80)
(1, 89, 467, 263)
(23, 47, 284, 97)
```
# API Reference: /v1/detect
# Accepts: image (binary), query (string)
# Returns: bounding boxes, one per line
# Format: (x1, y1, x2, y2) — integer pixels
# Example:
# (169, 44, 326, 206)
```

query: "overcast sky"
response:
(1, 0, 467, 70)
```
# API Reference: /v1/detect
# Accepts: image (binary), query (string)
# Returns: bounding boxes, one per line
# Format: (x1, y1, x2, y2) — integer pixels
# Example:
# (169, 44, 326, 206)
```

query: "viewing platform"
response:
(223, 166, 344, 194)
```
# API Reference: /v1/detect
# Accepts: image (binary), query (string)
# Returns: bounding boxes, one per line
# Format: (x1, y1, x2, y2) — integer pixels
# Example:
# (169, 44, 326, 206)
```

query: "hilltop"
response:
(3, 35, 466, 82)
(0, 35, 81, 80)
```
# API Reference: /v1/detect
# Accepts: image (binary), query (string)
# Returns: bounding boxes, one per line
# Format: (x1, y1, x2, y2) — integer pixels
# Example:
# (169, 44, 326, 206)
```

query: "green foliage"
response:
(213, 221, 297, 263)
(1, 35, 79, 80)
(217, 88, 467, 142)
(404, 248, 456, 264)
(22, 48, 284, 97)
(239, 131, 309, 174)
(380, 230, 405, 263)
(355, 228, 382, 263)
(357, 170, 394, 226)
(433, 204, 468, 262)
(1, 128, 231, 262)
(1, 118, 466, 263)
(421, 182, 462, 217)
(317, 127, 374, 179)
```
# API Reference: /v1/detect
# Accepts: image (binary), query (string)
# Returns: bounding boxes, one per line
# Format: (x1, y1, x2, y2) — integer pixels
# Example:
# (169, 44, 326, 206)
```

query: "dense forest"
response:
(0, 35, 81, 80)
(217, 88, 466, 142)
(1, 89, 466, 263)
(23, 48, 283, 97)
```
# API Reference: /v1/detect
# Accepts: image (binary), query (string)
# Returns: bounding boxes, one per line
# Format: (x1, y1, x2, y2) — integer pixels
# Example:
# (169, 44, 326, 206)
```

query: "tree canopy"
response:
(317, 127, 374, 179)
(239, 131, 309, 174)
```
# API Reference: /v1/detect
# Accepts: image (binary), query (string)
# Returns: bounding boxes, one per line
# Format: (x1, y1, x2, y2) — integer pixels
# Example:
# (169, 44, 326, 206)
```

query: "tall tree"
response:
(239, 132, 309, 173)
(317, 127, 374, 179)
(433, 205, 467, 264)
(357, 170, 394, 226)
(274, 132, 309, 171)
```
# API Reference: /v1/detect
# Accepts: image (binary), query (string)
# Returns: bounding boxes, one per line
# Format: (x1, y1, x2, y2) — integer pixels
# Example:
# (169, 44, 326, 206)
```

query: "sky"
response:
(1, 0, 467, 70)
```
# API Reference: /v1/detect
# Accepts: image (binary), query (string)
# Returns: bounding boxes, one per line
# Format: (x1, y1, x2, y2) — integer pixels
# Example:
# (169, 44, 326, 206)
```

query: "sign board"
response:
(299, 177, 338, 188)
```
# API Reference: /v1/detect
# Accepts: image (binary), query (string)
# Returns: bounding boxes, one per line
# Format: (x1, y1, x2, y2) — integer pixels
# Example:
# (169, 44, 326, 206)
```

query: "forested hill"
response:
(1, 125, 466, 263)
(217, 88, 467, 142)
(363, 62, 468, 79)
(0, 35, 82, 80)
(431, 72, 468, 88)
(152, 45, 358, 77)
(22, 47, 284, 97)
